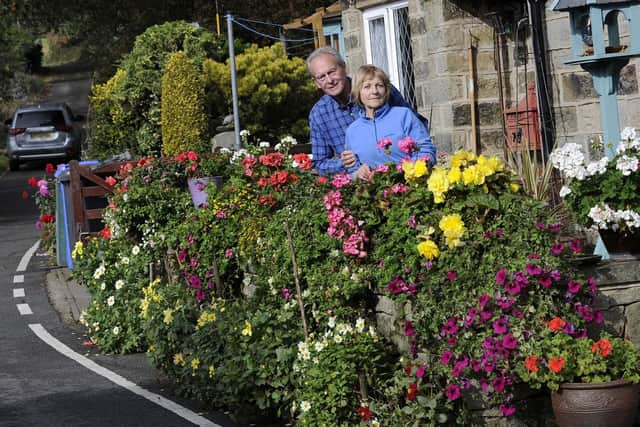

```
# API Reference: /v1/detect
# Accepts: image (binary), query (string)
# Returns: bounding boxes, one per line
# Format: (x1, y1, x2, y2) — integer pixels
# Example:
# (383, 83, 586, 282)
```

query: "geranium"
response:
(551, 128, 640, 234)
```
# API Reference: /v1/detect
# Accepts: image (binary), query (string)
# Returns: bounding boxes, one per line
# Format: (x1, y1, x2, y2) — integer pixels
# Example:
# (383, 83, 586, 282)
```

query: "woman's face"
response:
(359, 76, 387, 112)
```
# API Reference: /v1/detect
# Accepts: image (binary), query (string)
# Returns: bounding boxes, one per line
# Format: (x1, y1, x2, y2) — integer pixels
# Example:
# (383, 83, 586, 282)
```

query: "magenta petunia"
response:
(416, 364, 426, 378)
(492, 317, 508, 334)
(445, 384, 461, 401)
(525, 263, 542, 276)
(502, 333, 518, 349)
(440, 350, 454, 365)
(492, 376, 506, 392)
(569, 239, 582, 253)
(447, 271, 457, 282)
(478, 294, 490, 308)
(404, 321, 415, 337)
(548, 222, 563, 232)
(495, 268, 508, 285)
(551, 242, 565, 255)
(504, 280, 521, 295)
(538, 274, 552, 288)
(567, 280, 581, 294)
(479, 310, 493, 322)
(499, 404, 516, 416)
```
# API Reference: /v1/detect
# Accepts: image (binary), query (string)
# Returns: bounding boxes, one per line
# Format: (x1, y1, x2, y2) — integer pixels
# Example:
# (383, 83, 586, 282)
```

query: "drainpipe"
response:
(527, 0, 555, 160)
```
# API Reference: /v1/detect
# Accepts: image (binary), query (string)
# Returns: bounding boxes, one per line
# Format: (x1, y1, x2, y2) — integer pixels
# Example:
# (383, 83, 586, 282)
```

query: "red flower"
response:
(259, 152, 284, 167)
(548, 317, 566, 332)
(293, 153, 312, 170)
(316, 176, 328, 184)
(28, 177, 39, 187)
(45, 163, 55, 175)
(105, 176, 116, 186)
(549, 357, 565, 373)
(592, 338, 613, 357)
(258, 195, 276, 206)
(40, 213, 55, 223)
(257, 177, 268, 187)
(21, 190, 30, 199)
(405, 363, 413, 376)
(99, 227, 112, 240)
(356, 406, 372, 420)
(407, 382, 418, 401)
(525, 355, 539, 373)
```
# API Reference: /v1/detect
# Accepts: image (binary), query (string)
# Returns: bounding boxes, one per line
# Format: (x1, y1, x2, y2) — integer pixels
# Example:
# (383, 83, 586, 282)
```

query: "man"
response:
(307, 46, 427, 176)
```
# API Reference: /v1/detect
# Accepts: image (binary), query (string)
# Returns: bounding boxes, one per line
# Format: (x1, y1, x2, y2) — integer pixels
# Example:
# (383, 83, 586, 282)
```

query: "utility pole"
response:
(226, 13, 242, 149)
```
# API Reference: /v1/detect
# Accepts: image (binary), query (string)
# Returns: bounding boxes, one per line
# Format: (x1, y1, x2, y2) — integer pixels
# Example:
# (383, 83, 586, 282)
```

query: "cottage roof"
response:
(551, 0, 634, 11)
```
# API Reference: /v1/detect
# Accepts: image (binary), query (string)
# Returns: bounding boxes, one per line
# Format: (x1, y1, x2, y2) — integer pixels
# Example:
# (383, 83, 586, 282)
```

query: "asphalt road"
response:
(0, 69, 244, 427)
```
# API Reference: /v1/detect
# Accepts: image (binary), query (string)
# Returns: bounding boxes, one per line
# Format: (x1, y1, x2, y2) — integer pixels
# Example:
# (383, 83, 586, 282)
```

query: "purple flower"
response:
(567, 280, 581, 294)
(569, 239, 582, 254)
(504, 281, 521, 295)
(479, 377, 489, 393)
(478, 294, 490, 308)
(535, 221, 546, 230)
(495, 268, 508, 285)
(496, 298, 514, 310)
(465, 307, 479, 327)
(538, 274, 552, 288)
(548, 222, 563, 233)
(551, 242, 565, 255)
(525, 263, 542, 276)
(447, 271, 457, 282)
(502, 333, 518, 349)
(528, 252, 541, 259)
(492, 376, 506, 392)
(495, 229, 504, 237)
(447, 337, 457, 347)
(445, 384, 461, 401)
(177, 249, 188, 263)
(440, 350, 454, 365)
(225, 248, 234, 258)
(406, 215, 416, 228)
(416, 365, 426, 378)
(190, 257, 198, 268)
(500, 404, 516, 416)
(479, 310, 493, 322)
(404, 321, 415, 337)
(282, 288, 292, 300)
(493, 316, 509, 334)
(188, 275, 201, 289)
(195, 289, 206, 301)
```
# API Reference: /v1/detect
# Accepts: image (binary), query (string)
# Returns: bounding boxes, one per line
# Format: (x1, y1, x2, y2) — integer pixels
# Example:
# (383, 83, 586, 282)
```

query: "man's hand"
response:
(341, 150, 356, 168)
(354, 164, 372, 181)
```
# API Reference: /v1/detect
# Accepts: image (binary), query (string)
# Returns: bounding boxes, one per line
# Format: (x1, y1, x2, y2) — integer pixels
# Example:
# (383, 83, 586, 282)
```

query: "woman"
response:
(345, 65, 436, 180)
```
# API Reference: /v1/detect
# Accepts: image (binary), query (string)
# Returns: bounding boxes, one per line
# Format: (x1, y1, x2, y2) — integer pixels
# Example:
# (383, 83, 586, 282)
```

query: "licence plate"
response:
(31, 132, 55, 140)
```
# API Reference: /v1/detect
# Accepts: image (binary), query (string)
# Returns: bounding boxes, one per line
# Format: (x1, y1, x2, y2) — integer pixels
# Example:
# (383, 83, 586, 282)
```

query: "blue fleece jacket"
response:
(345, 103, 436, 174)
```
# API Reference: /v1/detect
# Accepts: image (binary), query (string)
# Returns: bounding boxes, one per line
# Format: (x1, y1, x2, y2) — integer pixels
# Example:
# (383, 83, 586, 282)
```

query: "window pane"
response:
(368, 17, 389, 73)
(394, 7, 416, 108)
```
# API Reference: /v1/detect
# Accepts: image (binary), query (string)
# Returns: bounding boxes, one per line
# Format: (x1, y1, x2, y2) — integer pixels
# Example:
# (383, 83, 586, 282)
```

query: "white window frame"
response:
(362, 0, 409, 91)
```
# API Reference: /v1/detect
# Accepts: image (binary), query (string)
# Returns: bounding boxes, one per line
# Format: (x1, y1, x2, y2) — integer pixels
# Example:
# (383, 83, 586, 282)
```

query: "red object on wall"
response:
(504, 82, 542, 151)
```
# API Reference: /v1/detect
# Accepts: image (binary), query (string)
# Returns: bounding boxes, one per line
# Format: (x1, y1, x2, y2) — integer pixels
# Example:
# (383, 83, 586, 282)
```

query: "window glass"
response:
(16, 110, 66, 128)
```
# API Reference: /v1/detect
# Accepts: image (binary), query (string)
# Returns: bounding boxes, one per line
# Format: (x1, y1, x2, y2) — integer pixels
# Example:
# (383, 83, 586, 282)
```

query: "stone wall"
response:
(340, 0, 640, 160)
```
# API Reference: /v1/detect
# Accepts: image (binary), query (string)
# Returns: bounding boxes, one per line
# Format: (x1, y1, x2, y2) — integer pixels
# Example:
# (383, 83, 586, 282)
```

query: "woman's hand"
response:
(354, 164, 372, 181)
(341, 150, 356, 168)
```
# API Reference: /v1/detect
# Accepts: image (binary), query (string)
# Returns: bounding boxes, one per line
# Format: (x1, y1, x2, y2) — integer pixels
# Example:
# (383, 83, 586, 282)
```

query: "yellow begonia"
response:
(427, 167, 450, 204)
(439, 214, 466, 248)
(402, 159, 429, 181)
(511, 183, 520, 193)
(462, 165, 485, 186)
(448, 167, 462, 184)
(72, 241, 83, 259)
(242, 320, 253, 336)
(417, 240, 440, 260)
(163, 308, 174, 324)
(450, 150, 477, 169)
(140, 299, 150, 319)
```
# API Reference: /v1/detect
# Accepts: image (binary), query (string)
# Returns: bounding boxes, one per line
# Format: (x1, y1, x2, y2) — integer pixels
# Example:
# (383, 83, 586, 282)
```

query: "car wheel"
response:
(9, 159, 20, 171)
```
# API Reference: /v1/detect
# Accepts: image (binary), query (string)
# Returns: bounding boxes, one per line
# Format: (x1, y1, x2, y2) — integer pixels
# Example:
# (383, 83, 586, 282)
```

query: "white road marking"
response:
(17, 240, 40, 272)
(17, 303, 33, 315)
(13, 288, 25, 298)
(28, 323, 220, 427)
(13, 275, 24, 283)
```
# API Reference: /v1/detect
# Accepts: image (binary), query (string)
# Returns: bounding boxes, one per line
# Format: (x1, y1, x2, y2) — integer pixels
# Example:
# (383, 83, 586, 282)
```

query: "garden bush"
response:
(67, 147, 604, 425)
(161, 51, 208, 156)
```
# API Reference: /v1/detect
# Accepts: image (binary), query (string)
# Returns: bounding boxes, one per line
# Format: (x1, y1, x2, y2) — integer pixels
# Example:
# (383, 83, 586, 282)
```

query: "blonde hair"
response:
(352, 65, 391, 106)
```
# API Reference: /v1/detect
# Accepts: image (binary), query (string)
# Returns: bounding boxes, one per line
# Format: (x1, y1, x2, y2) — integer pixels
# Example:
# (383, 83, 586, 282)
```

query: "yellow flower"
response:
(413, 159, 428, 178)
(462, 165, 485, 186)
(140, 299, 150, 319)
(448, 167, 462, 184)
(208, 365, 216, 378)
(173, 352, 185, 366)
(417, 240, 440, 260)
(511, 182, 520, 193)
(191, 357, 200, 371)
(242, 320, 253, 336)
(72, 241, 83, 259)
(196, 310, 217, 329)
(427, 167, 450, 204)
(450, 150, 477, 168)
(163, 308, 174, 324)
(439, 214, 466, 248)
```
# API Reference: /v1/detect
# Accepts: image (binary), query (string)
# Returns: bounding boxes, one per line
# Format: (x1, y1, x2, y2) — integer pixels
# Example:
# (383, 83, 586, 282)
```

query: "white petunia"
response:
(355, 318, 365, 333)
(107, 296, 115, 306)
(327, 317, 336, 329)
(300, 400, 311, 412)
(100, 282, 106, 290)
(120, 256, 129, 265)
(93, 264, 106, 279)
(259, 141, 270, 148)
(559, 185, 571, 198)
(132, 245, 140, 255)
(115, 280, 124, 290)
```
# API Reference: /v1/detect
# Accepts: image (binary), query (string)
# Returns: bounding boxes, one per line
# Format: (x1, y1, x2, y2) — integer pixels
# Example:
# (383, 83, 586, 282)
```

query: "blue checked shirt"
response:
(310, 84, 426, 176)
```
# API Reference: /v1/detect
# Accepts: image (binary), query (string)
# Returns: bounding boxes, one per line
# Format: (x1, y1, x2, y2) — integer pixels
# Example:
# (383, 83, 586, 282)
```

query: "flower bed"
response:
(64, 145, 618, 425)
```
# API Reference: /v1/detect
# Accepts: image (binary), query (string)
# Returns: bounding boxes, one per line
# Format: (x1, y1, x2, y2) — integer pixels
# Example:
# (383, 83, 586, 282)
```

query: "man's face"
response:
(309, 53, 348, 98)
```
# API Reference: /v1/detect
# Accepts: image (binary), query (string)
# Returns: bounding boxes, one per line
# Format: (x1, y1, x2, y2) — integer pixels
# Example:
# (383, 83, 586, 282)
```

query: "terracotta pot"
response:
(599, 229, 640, 255)
(551, 379, 639, 427)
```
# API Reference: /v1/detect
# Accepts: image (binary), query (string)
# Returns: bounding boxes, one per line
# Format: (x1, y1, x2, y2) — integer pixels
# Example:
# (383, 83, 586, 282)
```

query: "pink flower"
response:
(398, 136, 418, 154)
(492, 376, 506, 392)
(492, 317, 508, 334)
(551, 242, 565, 255)
(478, 294, 490, 308)
(502, 333, 518, 349)
(225, 248, 234, 258)
(376, 137, 392, 150)
(567, 280, 581, 294)
(569, 239, 582, 254)
(332, 173, 351, 188)
(495, 269, 508, 285)
(499, 404, 516, 416)
(447, 271, 457, 282)
(440, 350, 454, 365)
(281, 288, 292, 300)
(404, 321, 415, 337)
(416, 364, 426, 378)
(525, 264, 542, 276)
(406, 215, 416, 228)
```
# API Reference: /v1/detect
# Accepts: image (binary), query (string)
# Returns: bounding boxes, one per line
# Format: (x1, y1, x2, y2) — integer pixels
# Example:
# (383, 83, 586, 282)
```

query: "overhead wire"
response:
(230, 16, 317, 44)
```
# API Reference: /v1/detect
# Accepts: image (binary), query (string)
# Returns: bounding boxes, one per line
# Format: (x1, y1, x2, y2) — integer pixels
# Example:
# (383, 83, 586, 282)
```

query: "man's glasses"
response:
(313, 67, 339, 83)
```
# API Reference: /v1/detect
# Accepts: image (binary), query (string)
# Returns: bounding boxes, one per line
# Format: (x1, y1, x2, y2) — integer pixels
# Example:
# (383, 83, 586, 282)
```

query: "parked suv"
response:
(5, 103, 83, 171)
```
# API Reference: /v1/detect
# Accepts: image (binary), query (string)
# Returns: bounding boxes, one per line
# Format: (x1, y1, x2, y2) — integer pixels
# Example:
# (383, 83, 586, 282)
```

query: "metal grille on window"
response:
(369, 18, 389, 72)
(394, 7, 417, 109)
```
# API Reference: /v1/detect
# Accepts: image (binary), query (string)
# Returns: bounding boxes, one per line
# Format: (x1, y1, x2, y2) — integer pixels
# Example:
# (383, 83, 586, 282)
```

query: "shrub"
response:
(161, 51, 209, 156)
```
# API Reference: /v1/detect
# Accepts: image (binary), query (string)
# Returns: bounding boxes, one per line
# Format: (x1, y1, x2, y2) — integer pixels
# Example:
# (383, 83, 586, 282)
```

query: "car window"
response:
(16, 110, 66, 128)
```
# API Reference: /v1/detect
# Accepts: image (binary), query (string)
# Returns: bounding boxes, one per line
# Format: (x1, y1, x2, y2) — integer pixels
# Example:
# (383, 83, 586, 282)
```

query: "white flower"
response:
(621, 127, 637, 141)
(616, 155, 638, 176)
(100, 282, 106, 290)
(120, 256, 129, 265)
(327, 317, 336, 329)
(112, 326, 120, 335)
(355, 318, 365, 333)
(107, 296, 115, 306)
(280, 135, 298, 145)
(132, 245, 140, 255)
(334, 334, 343, 344)
(115, 280, 124, 290)
(93, 264, 106, 279)
(314, 341, 326, 352)
(300, 400, 311, 412)
(259, 141, 270, 148)
(369, 326, 378, 338)
(585, 157, 608, 176)
(240, 129, 250, 138)
(559, 185, 571, 198)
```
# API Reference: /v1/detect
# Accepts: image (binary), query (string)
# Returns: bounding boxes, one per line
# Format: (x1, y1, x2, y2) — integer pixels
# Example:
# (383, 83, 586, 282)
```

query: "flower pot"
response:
(187, 176, 223, 208)
(551, 379, 639, 427)
(599, 230, 640, 255)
